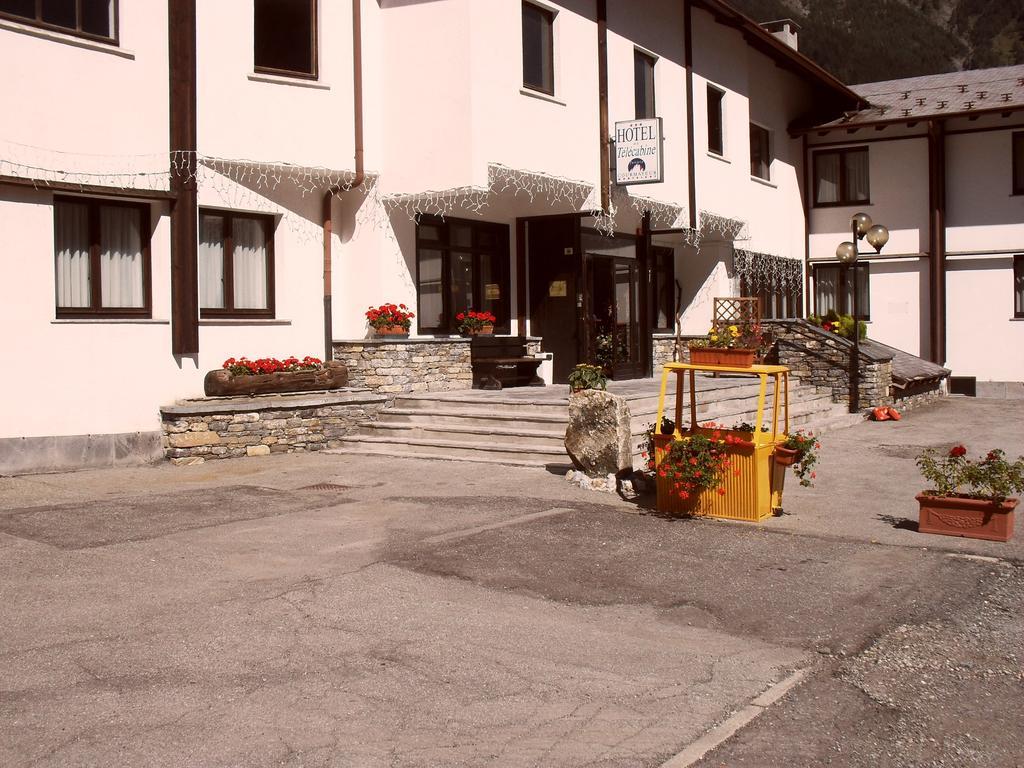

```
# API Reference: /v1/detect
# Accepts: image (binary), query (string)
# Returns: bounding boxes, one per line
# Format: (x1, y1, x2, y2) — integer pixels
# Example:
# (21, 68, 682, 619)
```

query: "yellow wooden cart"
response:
(653, 362, 792, 521)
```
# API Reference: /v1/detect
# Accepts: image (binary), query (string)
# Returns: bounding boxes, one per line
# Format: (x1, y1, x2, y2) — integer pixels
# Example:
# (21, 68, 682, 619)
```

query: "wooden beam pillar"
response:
(168, 0, 198, 356)
(927, 119, 947, 365)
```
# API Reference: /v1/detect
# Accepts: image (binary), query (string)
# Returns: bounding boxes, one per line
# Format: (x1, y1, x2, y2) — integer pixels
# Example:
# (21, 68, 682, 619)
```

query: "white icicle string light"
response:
(699, 210, 748, 242)
(733, 248, 803, 294)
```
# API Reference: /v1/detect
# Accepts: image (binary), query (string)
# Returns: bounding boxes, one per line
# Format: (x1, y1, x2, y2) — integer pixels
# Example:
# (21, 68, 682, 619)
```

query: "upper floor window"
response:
(634, 50, 656, 119)
(54, 196, 151, 318)
(416, 216, 510, 335)
(522, 1, 554, 95)
(254, 0, 317, 79)
(1013, 132, 1024, 195)
(750, 123, 771, 181)
(0, 0, 116, 43)
(199, 210, 275, 318)
(1014, 255, 1024, 318)
(814, 147, 870, 207)
(707, 85, 725, 156)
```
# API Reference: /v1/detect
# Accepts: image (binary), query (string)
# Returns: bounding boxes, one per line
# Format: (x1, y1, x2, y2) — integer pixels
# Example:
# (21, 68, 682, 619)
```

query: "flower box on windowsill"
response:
(373, 325, 410, 338)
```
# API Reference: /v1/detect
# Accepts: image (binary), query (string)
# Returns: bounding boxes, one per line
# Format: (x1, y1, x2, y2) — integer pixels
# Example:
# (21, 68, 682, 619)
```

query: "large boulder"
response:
(564, 389, 632, 476)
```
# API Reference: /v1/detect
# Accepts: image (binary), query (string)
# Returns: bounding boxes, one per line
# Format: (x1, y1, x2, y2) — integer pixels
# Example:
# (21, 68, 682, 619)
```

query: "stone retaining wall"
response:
(768, 323, 893, 407)
(652, 335, 704, 369)
(160, 390, 387, 466)
(332, 338, 472, 397)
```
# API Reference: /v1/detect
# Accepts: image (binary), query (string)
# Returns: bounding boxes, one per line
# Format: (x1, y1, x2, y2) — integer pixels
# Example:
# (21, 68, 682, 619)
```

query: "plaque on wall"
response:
(549, 280, 568, 297)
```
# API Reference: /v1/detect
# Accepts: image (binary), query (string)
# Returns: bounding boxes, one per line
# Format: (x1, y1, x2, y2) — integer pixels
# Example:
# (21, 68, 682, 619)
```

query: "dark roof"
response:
(806, 65, 1024, 132)
(861, 339, 951, 388)
(692, 0, 862, 108)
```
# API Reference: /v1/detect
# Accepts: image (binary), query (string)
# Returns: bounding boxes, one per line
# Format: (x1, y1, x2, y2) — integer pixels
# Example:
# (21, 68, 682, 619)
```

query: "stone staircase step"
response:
(351, 421, 565, 447)
(331, 434, 569, 466)
(333, 375, 866, 469)
(378, 407, 567, 428)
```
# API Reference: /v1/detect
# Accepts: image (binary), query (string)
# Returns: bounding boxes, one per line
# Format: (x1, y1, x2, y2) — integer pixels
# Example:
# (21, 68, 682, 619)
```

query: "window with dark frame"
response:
(522, 1, 554, 95)
(634, 50, 656, 120)
(254, 0, 317, 79)
(415, 216, 511, 335)
(707, 85, 725, 156)
(199, 210, 275, 318)
(813, 263, 870, 320)
(813, 147, 870, 207)
(749, 123, 771, 181)
(54, 196, 151, 317)
(0, 0, 116, 42)
(651, 246, 674, 331)
(1013, 133, 1024, 195)
(1014, 255, 1024, 318)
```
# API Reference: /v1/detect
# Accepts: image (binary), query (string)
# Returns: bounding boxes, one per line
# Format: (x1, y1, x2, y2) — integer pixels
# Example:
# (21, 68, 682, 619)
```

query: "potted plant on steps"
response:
(366, 303, 415, 337)
(457, 310, 496, 336)
(915, 444, 1024, 542)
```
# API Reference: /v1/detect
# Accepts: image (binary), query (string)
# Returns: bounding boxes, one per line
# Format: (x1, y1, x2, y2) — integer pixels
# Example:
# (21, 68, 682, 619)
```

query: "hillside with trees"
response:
(728, 0, 1024, 84)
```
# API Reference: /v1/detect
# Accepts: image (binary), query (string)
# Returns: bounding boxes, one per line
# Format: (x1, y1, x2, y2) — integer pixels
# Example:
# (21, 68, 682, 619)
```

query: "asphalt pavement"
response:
(1, 396, 1021, 767)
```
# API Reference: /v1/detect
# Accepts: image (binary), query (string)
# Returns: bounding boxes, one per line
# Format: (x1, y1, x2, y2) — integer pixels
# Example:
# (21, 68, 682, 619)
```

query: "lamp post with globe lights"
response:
(836, 213, 889, 413)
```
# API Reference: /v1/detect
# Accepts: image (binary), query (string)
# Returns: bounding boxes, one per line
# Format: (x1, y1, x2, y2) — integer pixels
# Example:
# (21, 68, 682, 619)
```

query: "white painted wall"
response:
(947, 257, 1024, 381)
(197, 0, 356, 170)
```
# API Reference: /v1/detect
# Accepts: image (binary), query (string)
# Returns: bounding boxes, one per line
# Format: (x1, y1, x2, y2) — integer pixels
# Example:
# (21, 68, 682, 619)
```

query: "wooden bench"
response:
(470, 336, 544, 390)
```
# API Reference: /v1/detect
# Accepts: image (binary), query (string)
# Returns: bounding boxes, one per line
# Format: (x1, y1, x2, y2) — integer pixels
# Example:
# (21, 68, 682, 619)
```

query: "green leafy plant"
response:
(917, 445, 1024, 502)
(568, 363, 607, 393)
(808, 311, 866, 341)
(781, 430, 821, 488)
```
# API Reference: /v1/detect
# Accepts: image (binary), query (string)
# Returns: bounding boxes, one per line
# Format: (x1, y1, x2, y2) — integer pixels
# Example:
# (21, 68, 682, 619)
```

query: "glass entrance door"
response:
(586, 254, 641, 379)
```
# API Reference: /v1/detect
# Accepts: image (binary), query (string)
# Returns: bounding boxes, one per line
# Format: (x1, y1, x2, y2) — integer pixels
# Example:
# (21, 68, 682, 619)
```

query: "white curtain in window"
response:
(55, 201, 91, 308)
(99, 206, 144, 308)
(845, 151, 870, 202)
(199, 214, 225, 309)
(232, 217, 268, 309)
(815, 154, 839, 204)
(815, 267, 838, 315)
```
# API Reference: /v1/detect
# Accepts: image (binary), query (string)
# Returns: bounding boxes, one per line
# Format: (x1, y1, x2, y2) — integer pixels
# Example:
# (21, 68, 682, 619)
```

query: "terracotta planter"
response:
(204, 361, 348, 397)
(464, 325, 494, 336)
(374, 324, 409, 337)
(774, 446, 800, 466)
(688, 346, 720, 365)
(716, 347, 757, 368)
(915, 493, 1017, 542)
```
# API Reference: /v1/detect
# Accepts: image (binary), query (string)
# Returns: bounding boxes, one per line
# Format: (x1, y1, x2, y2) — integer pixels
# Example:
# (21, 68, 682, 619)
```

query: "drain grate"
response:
(297, 483, 351, 492)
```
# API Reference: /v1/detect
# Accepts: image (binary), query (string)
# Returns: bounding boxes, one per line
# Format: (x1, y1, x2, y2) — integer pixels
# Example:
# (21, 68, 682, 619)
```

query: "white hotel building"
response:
(0, 0, 1018, 474)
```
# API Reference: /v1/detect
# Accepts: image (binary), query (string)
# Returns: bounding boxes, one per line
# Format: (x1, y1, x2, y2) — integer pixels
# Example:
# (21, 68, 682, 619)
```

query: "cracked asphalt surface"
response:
(1, 397, 1022, 767)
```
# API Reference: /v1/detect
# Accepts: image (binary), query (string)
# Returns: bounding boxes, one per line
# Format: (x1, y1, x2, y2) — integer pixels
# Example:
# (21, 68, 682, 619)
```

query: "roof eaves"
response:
(691, 0, 862, 107)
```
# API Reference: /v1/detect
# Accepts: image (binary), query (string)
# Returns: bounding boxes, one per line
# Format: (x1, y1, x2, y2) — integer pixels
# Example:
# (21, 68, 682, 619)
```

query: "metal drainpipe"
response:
(597, 0, 610, 213)
(324, 0, 366, 362)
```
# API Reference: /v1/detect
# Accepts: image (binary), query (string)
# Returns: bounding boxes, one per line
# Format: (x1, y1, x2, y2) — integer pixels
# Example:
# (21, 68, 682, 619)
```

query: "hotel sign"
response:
(613, 117, 663, 185)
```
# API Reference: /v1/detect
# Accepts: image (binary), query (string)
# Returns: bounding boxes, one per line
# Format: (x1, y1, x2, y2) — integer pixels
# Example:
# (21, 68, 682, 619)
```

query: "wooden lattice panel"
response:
(713, 297, 762, 327)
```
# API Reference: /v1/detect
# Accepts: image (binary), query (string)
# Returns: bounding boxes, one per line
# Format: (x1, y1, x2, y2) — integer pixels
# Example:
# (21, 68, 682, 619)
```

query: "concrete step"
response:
(377, 407, 567, 429)
(350, 421, 565, 448)
(392, 394, 567, 416)
(325, 445, 572, 469)
(332, 434, 570, 466)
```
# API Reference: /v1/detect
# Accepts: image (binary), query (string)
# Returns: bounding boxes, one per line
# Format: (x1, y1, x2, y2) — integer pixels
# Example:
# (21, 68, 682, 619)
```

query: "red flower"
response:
(949, 445, 967, 458)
